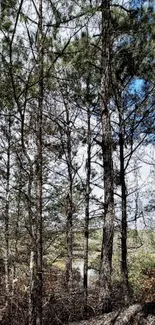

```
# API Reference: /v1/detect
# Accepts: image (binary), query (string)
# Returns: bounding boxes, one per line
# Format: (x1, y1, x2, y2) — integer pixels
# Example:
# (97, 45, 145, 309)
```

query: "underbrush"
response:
(0, 267, 97, 325)
(1, 255, 155, 325)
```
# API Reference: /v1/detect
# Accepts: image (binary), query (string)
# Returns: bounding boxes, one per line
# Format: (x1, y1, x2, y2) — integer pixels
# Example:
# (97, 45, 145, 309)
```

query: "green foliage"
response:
(129, 252, 155, 294)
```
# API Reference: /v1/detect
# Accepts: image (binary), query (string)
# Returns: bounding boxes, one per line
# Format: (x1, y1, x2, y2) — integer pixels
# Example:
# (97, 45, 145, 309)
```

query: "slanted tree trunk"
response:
(99, 0, 115, 314)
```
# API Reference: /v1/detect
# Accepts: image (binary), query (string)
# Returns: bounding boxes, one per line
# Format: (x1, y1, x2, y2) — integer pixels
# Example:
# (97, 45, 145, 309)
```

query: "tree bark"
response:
(28, 164, 37, 325)
(119, 115, 129, 300)
(65, 103, 73, 291)
(114, 85, 129, 300)
(35, 0, 43, 323)
(29, 250, 36, 325)
(4, 115, 11, 311)
(83, 85, 91, 314)
(99, 0, 115, 313)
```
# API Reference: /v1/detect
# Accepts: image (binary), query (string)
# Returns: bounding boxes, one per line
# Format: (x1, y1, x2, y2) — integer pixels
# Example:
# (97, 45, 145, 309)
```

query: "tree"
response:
(112, 3, 155, 299)
(0, 1, 154, 324)
(35, 1, 44, 324)
(99, 0, 115, 313)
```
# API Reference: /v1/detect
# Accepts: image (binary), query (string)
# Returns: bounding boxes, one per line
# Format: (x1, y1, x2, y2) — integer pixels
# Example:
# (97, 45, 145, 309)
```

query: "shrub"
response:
(129, 251, 155, 298)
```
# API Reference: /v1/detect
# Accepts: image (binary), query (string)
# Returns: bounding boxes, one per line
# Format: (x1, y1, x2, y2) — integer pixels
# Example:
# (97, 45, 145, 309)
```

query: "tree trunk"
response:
(83, 98, 91, 314)
(65, 103, 73, 291)
(28, 164, 37, 325)
(115, 87, 129, 300)
(12, 181, 21, 298)
(35, 0, 43, 323)
(29, 250, 36, 325)
(119, 118, 129, 301)
(99, 0, 115, 313)
(4, 114, 11, 312)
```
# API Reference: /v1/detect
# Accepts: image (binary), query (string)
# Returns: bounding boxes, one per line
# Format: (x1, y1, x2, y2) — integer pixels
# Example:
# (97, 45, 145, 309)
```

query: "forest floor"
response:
(69, 303, 155, 325)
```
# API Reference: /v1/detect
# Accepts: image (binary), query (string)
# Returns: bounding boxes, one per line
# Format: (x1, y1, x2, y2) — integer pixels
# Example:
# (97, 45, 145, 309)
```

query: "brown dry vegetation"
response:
(1, 264, 155, 325)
